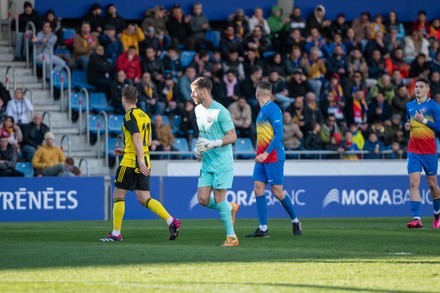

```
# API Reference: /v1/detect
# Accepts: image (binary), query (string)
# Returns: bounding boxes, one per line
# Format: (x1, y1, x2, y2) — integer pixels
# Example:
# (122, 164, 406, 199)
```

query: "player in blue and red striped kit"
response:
(245, 81, 301, 238)
(405, 77, 440, 229)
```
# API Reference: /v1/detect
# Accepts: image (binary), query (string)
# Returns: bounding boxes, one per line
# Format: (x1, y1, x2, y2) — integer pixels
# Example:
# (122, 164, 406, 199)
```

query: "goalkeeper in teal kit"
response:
(191, 77, 240, 247)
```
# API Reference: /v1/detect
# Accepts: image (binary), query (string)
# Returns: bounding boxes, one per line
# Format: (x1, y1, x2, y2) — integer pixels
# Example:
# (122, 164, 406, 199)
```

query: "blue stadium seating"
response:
(52, 70, 69, 89)
(172, 115, 181, 135)
(262, 51, 276, 59)
(16, 162, 34, 177)
(180, 51, 196, 68)
(54, 47, 72, 60)
(70, 92, 87, 112)
(205, 30, 221, 48)
(107, 137, 123, 156)
(108, 115, 123, 135)
(89, 93, 114, 112)
(173, 137, 189, 152)
(234, 138, 255, 159)
(89, 114, 106, 135)
(72, 70, 96, 90)
(63, 28, 76, 41)
(152, 115, 169, 125)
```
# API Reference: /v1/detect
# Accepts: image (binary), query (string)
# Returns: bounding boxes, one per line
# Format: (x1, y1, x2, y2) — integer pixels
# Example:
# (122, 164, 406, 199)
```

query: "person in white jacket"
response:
(6, 89, 33, 125)
(248, 7, 271, 36)
(404, 30, 430, 64)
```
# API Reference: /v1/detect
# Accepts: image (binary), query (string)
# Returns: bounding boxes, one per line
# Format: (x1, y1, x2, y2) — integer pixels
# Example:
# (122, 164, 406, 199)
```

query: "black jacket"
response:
(87, 53, 115, 84)
(21, 122, 50, 148)
(12, 11, 42, 32)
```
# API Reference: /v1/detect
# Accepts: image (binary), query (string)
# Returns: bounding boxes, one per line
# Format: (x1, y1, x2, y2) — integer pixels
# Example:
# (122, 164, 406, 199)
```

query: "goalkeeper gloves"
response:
(194, 147, 202, 162)
(196, 137, 223, 153)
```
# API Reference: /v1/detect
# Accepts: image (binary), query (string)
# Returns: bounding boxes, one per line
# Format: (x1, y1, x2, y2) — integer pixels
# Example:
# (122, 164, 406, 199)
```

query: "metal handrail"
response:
(8, 1, 18, 48)
(5, 65, 16, 91)
(78, 88, 90, 144)
(42, 43, 54, 91)
(24, 21, 36, 75)
(58, 65, 71, 120)
(42, 111, 52, 132)
(96, 111, 109, 168)
(60, 134, 72, 158)
(78, 158, 89, 176)
(115, 134, 124, 167)
(23, 88, 32, 104)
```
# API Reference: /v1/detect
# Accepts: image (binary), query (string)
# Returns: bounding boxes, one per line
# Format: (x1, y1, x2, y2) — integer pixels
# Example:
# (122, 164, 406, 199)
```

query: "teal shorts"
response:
(198, 169, 233, 189)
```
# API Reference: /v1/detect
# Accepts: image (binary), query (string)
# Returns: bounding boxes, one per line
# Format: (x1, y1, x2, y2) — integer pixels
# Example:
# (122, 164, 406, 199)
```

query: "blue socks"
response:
(433, 198, 440, 213)
(410, 201, 421, 220)
(217, 200, 235, 236)
(256, 195, 268, 226)
(281, 195, 297, 220)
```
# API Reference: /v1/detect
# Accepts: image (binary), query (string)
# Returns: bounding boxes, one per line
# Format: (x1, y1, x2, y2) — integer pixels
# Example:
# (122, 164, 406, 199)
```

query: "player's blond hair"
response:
(122, 85, 138, 104)
(256, 80, 272, 98)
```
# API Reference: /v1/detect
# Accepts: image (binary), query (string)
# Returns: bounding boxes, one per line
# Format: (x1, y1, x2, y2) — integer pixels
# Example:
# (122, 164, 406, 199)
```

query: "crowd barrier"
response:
(0, 175, 434, 222)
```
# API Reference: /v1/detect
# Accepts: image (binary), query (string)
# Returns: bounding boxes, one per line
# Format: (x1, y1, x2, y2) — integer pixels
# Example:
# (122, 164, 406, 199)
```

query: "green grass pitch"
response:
(1, 218, 439, 292)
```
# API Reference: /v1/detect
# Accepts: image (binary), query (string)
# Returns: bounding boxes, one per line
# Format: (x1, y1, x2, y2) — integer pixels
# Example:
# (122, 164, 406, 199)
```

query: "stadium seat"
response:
(89, 93, 114, 112)
(108, 114, 123, 135)
(63, 28, 76, 47)
(16, 162, 34, 177)
(205, 30, 221, 48)
(234, 138, 255, 159)
(89, 114, 106, 135)
(107, 137, 123, 156)
(180, 51, 196, 68)
(54, 47, 72, 60)
(70, 92, 87, 112)
(52, 70, 69, 89)
(72, 70, 96, 90)
(152, 115, 169, 125)
(173, 137, 189, 152)
(172, 115, 182, 135)
(262, 51, 276, 59)
(160, 50, 167, 59)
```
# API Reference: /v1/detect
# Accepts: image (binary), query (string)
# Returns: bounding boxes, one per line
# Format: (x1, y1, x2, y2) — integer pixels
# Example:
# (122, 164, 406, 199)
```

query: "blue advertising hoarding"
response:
(0, 177, 105, 222)
(162, 176, 433, 219)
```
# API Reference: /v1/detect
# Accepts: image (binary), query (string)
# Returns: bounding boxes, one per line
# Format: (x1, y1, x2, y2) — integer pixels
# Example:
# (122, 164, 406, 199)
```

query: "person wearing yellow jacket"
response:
(32, 132, 66, 176)
(120, 23, 145, 55)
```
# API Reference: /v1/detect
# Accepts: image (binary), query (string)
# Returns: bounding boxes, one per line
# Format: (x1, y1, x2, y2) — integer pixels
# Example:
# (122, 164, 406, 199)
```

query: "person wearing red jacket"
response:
(116, 45, 141, 84)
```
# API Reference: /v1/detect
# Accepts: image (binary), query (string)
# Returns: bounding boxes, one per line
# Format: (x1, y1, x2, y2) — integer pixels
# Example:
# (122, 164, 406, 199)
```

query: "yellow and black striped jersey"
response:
(120, 108, 151, 168)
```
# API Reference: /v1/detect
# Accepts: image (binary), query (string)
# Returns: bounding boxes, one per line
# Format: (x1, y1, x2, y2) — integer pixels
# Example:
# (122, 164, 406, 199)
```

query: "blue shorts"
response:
(407, 153, 438, 176)
(252, 161, 284, 185)
(198, 169, 233, 189)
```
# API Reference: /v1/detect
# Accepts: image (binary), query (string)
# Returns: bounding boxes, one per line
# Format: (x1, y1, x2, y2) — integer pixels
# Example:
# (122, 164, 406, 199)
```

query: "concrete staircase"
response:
(0, 36, 113, 176)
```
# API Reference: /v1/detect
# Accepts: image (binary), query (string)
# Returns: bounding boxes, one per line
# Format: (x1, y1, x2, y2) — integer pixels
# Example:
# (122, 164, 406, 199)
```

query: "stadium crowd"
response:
(1, 1, 440, 176)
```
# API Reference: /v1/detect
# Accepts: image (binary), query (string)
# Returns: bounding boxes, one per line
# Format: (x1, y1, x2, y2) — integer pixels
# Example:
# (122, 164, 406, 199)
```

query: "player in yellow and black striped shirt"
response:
(100, 86, 181, 242)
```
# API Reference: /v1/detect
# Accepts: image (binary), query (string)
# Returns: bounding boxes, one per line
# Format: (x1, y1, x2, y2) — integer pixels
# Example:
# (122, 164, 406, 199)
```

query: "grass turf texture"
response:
(1, 218, 439, 292)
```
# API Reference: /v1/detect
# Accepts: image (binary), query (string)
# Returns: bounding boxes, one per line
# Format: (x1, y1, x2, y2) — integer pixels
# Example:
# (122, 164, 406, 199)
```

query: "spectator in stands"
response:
(338, 131, 360, 160)
(289, 6, 306, 37)
(32, 132, 67, 176)
(120, 23, 145, 55)
(142, 5, 171, 50)
(431, 51, 440, 73)
(368, 90, 392, 123)
(88, 45, 115, 94)
(287, 68, 311, 98)
(319, 114, 342, 146)
(0, 135, 24, 177)
(287, 96, 315, 136)
(99, 24, 123, 64)
(386, 11, 405, 41)
(283, 29, 304, 57)
(411, 10, 430, 36)
(430, 71, 440, 97)
(370, 14, 386, 39)
(306, 4, 331, 38)
(370, 120, 388, 144)
(158, 73, 180, 117)
(324, 132, 343, 158)
(345, 89, 368, 125)
(73, 21, 99, 71)
(391, 84, 411, 118)
(220, 25, 244, 58)
(371, 74, 396, 104)
(228, 8, 249, 40)
(364, 32, 389, 60)
(0, 116, 22, 153)
(83, 3, 104, 35)
(305, 122, 322, 153)
(0, 97, 7, 123)
(349, 123, 365, 150)
(219, 70, 240, 107)
(363, 132, 386, 159)
(322, 33, 346, 57)
(249, 7, 271, 36)
(429, 19, 440, 41)
(110, 70, 131, 114)
(240, 65, 263, 108)
(368, 50, 386, 80)
(32, 21, 65, 80)
(385, 47, 410, 78)
(20, 112, 49, 162)
(150, 115, 179, 157)
(351, 12, 371, 44)
(189, 3, 213, 51)
(385, 27, 403, 53)
(178, 66, 197, 103)
(223, 49, 245, 81)
(320, 91, 345, 123)
(179, 100, 198, 141)
(386, 140, 405, 159)
(243, 25, 271, 58)
(305, 92, 324, 125)
(409, 53, 430, 78)
(269, 70, 295, 110)
(344, 28, 362, 55)
(267, 6, 289, 50)
(189, 50, 213, 76)
(404, 30, 430, 64)
(243, 49, 266, 78)
(385, 114, 404, 144)
(285, 47, 305, 75)
(42, 9, 63, 47)
(302, 46, 327, 98)
(347, 48, 368, 79)
(142, 47, 164, 85)
(116, 45, 141, 84)
(135, 72, 164, 115)
(331, 13, 349, 39)
(104, 4, 125, 34)
(162, 47, 182, 80)
(266, 53, 287, 77)
(166, 4, 193, 50)
(228, 96, 253, 140)
(326, 45, 348, 82)
(429, 40, 439, 61)
(12, 1, 41, 61)
(6, 89, 33, 125)
(283, 111, 303, 158)
(141, 26, 163, 54)
(304, 28, 325, 56)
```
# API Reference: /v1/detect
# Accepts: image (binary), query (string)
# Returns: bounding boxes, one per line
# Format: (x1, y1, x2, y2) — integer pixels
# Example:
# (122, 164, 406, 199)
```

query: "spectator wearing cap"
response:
(116, 45, 141, 84)
(99, 24, 123, 64)
(287, 68, 311, 98)
(367, 90, 392, 123)
(162, 48, 183, 80)
(83, 3, 104, 35)
(88, 45, 115, 94)
(158, 73, 179, 116)
(12, 1, 42, 61)
(142, 47, 164, 85)
(20, 113, 50, 162)
(73, 21, 100, 71)
(220, 25, 244, 58)
(135, 72, 164, 115)
(166, 4, 194, 50)
(32, 132, 66, 176)
(0, 135, 24, 177)
(104, 3, 126, 34)
(120, 23, 145, 55)
(142, 5, 171, 50)
(6, 89, 33, 125)
(189, 3, 214, 51)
